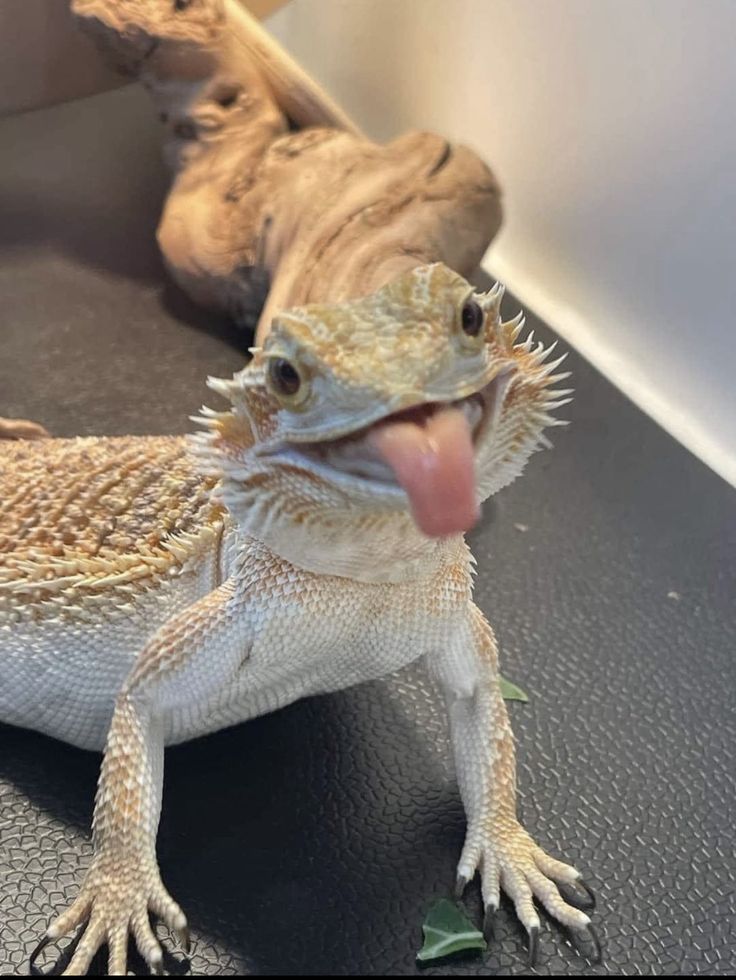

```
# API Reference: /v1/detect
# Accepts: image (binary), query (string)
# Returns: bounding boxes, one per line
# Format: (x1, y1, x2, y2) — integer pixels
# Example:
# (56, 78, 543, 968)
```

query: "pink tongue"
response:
(367, 406, 479, 537)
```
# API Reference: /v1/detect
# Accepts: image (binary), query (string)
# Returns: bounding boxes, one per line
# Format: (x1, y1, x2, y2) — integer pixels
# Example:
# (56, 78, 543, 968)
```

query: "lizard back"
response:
(0, 435, 223, 594)
(0, 436, 227, 749)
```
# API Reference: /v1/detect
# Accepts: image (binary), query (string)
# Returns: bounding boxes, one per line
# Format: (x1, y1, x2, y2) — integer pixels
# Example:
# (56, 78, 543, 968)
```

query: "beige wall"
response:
(268, 0, 736, 486)
(4, 0, 734, 484)
(0, 0, 289, 116)
(0, 1, 120, 116)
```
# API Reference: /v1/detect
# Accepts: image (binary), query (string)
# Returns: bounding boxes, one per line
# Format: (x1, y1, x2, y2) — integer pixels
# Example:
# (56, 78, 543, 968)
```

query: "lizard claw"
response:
(527, 923, 540, 967)
(28, 934, 53, 975)
(175, 924, 192, 955)
(482, 903, 498, 941)
(573, 922, 603, 965)
(32, 865, 187, 975)
(559, 876, 596, 910)
(454, 873, 469, 899)
(457, 820, 600, 968)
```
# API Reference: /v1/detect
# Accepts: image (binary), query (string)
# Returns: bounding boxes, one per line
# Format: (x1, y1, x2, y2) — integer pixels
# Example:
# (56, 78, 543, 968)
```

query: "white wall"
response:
(268, 0, 736, 486)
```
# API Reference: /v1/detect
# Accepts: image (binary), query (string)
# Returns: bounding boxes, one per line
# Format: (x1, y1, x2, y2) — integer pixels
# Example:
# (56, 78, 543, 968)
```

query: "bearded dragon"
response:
(0, 263, 598, 975)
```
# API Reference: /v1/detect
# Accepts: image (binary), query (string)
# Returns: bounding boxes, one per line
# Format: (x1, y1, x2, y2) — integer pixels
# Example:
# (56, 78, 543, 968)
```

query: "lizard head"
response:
(192, 264, 571, 579)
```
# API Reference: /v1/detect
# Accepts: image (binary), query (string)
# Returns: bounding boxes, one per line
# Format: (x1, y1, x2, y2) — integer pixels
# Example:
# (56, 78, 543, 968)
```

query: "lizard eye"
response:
(457, 298, 486, 350)
(461, 300, 484, 337)
(266, 358, 309, 406)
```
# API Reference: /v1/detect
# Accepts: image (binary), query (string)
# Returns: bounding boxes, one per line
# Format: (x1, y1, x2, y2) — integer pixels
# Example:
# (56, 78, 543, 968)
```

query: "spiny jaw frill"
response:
(193, 267, 573, 542)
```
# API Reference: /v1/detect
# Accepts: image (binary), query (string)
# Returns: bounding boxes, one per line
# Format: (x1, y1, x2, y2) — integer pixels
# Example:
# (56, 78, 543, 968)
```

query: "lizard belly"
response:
(164, 614, 435, 744)
(0, 558, 219, 751)
(164, 542, 470, 745)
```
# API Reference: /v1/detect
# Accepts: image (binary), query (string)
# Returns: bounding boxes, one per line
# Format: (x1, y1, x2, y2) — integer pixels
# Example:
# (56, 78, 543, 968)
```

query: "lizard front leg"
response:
(31, 578, 253, 976)
(0, 417, 50, 439)
(427, 604, 600, 966)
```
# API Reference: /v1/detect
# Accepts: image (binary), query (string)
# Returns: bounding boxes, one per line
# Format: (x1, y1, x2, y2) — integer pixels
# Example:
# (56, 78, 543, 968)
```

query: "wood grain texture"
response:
(71, 0, 502, 340)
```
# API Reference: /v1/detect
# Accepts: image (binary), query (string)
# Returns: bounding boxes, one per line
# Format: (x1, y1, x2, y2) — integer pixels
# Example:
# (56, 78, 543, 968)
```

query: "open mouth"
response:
(264, 371, 509, 537)
(312, 390, 487, 487)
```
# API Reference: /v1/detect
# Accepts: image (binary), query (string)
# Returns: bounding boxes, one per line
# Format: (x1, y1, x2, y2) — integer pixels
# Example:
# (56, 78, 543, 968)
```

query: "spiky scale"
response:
(1, 263, 591, 976)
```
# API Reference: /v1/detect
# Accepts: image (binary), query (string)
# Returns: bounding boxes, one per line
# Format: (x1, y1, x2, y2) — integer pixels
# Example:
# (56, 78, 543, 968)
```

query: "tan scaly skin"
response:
(0, 418, 50, 440)
(0, 264, 598, 975)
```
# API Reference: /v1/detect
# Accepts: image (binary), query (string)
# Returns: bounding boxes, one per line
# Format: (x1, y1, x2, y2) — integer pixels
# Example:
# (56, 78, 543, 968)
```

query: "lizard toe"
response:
(30, 892, 93, 975)
(525, 866, 591, 931)
(61, 913, 106, 975)
(131, 908, 165, 974)
(106, 924, 128, 975)
(466, 820, 600, 967)
(34, 867, 189, 976)
(0, 416, 50, 440)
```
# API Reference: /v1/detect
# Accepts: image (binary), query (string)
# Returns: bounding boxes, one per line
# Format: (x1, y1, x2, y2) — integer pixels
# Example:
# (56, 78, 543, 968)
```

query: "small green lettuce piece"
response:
(499, 675, 529, 702)
(416, 898, 487, 963)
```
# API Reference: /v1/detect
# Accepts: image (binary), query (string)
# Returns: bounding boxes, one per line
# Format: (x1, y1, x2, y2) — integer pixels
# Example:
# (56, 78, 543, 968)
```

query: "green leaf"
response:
(499, 675, 529, 702)
(416, 898, 487, 963)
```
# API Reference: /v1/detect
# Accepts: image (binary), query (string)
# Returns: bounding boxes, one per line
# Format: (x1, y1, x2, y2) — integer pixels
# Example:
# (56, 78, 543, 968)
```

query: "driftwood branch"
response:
(0, 0, 501, 439)
(72, 0, 502, 342)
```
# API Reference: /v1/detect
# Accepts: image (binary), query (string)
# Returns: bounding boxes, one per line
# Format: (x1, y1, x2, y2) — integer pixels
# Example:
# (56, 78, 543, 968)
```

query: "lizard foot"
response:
(455, 819, 601, 967)
(0, 417, 51, 440)
(30, 862, 189, 976)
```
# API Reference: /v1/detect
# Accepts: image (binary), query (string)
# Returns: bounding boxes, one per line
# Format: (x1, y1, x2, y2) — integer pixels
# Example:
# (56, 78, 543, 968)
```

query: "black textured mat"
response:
(1, 88, 734, 976)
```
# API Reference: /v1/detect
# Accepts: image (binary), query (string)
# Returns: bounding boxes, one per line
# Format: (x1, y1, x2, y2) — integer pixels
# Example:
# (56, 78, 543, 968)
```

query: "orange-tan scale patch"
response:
(0, 435, 224, 613)
(272, 264, 467, 394)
